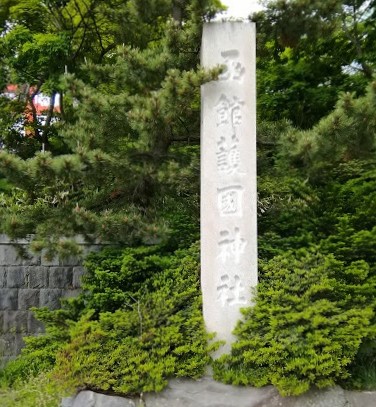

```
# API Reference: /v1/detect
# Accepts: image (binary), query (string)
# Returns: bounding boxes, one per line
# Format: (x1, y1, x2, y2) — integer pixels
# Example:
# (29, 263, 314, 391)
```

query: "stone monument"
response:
(201, 20, 257, 354)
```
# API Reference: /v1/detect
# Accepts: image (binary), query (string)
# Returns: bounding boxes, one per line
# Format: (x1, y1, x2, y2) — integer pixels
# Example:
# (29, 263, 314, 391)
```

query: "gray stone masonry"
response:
(62, 378, 376, 407)
(0, 234, 103, 367)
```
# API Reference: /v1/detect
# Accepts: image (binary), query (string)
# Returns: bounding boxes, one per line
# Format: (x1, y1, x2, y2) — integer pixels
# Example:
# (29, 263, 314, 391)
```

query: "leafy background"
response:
(1, 0, 376, 404)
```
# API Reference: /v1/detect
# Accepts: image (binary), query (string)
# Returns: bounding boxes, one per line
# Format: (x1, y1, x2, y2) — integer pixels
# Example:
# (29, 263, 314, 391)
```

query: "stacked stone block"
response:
(0, 235, 100, 367)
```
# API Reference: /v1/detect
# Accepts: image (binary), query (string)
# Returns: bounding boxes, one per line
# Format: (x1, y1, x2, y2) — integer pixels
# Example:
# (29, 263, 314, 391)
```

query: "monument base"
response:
(62, 377, 376, 407)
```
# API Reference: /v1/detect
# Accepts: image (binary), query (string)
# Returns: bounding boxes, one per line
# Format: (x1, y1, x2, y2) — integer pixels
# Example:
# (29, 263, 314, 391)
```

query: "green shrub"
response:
(82, 245, 175, 313)
(50, 242, 213, 394)
(0, 371, 67, 407)
(0, 322, 70, 388)
(213, 250, 376, 396)
(0, 242, 212, 397)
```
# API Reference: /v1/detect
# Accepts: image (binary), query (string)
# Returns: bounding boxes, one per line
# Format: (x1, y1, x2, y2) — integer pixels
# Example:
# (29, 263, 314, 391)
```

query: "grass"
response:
(0, 372, 69, 407)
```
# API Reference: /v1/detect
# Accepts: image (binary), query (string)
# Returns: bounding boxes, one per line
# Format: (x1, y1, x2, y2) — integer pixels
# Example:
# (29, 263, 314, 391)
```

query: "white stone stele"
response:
(201, 21, 257, 355)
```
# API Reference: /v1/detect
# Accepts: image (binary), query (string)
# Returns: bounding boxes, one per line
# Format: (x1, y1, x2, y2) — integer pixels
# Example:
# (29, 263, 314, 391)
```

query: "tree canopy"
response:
(1, 0, 375, 257)
(0, 0, 223, 257)
(254, 0, 376, 127)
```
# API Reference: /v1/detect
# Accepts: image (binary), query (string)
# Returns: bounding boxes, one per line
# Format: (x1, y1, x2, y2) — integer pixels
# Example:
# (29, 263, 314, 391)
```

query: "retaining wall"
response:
(0, 235, 101, 367)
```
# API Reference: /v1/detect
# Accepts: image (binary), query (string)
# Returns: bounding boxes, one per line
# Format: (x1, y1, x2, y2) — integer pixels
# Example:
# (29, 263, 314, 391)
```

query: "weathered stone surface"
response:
(0, 236, 102, 365)
(0, 267, 6, 288)
(27, 311, 44, 333)
(0, 234, 31, 245)
(62, 289, 81, 299)
(49, 267, 73, 288)
(41, 254, 81, 267)
(345, 390, 376, 407)
(64, 379, 376, 407)
(145, 380, 376, 407)
(18, 289, 40, 309)
(0, 335, 13, 356)
(0, 288, 18, 310)
(266, 386, 348, 407)
(0, 244, 40, 266)
(0, 333, 24, 356)
(40, 289, 63, 309)
(41, 254, 61, 266)
(144, 378, 277, 407)
(60, 256, 81, 267)
(2, 310, 28, 333)
(72, 266, 86, 288)
(70, 391, 136, 407)
(61, 397, 75, 407)
(6, 266, 26, 288)
(13, 333, 25, 354)
(27, 266, 49, 288)
(200, 22, 257, 355)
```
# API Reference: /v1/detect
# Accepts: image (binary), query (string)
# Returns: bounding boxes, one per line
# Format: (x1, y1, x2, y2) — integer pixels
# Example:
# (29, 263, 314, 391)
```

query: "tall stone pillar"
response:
(201, 22, 257, 354)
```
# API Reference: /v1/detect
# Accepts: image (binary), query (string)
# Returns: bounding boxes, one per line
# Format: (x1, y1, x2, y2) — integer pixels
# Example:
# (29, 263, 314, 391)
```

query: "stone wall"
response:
(0, 235, 101, 367)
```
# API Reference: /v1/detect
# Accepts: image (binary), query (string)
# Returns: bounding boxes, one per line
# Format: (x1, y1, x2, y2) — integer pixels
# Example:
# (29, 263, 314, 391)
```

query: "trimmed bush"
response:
(213, 250, 376, 396)
(51, 242, 213, 394)
(1, 242, 213, 396)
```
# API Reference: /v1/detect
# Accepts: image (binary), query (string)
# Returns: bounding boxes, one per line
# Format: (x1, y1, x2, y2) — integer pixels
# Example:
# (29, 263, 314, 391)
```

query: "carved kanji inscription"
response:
(217, 185, 243, 216)
(216, 139, 241, 175)
(215, 94, 245, 128)
(219, 50, 246, 82)
(216, 274, 247, 306)
(217, 227, 247, 264)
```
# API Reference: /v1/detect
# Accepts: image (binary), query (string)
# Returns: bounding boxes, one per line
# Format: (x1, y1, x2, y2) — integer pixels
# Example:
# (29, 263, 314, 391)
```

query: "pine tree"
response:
(0, 0, 223, 257)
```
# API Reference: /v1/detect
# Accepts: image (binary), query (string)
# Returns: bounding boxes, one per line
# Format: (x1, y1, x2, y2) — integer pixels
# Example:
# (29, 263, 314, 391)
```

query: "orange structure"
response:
(4, 84, 60, 137)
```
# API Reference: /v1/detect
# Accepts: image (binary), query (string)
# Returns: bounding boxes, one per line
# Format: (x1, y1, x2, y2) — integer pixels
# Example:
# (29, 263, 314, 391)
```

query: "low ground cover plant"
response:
(0, 243, 214, 399)
(213, 251, 376, 396)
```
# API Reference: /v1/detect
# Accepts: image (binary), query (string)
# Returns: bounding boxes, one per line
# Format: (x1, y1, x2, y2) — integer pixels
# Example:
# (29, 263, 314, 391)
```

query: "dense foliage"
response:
(0, 0, 222, 257)
(208, 73, 376, 394)
(255, 0, 376, 128)
(213, 251, 375, 395)
(0, 243, 214, 396)
(1, 0, 376, 403)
